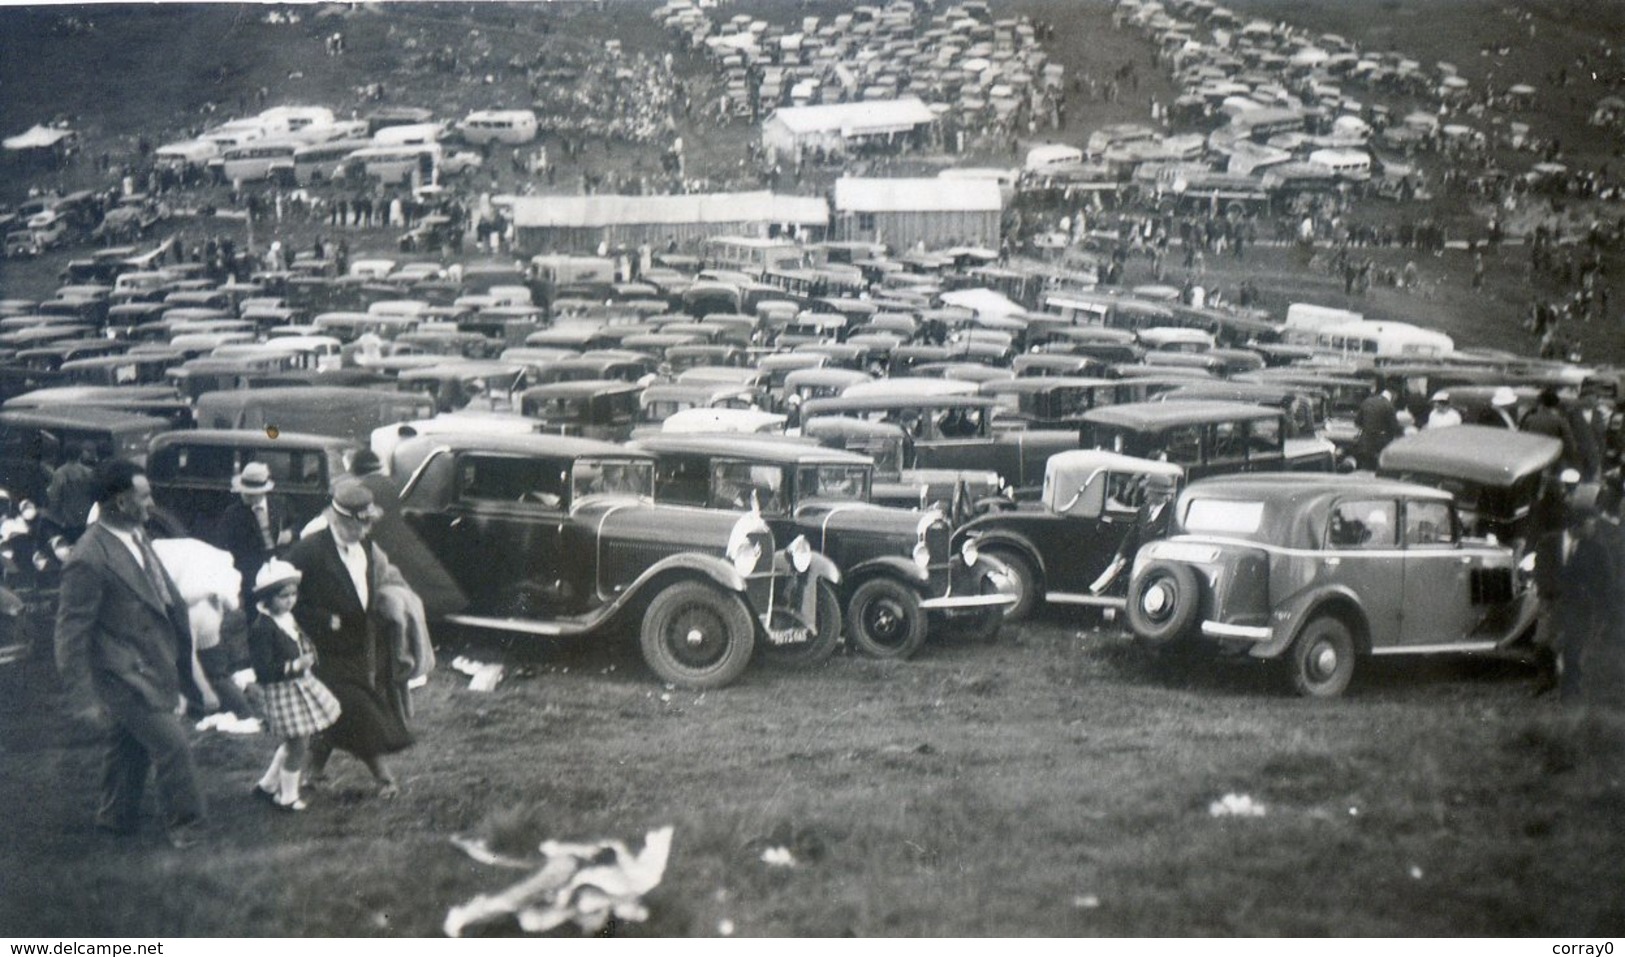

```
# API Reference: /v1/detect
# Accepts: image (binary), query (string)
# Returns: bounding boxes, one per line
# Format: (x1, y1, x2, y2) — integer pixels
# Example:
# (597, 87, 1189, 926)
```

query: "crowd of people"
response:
(52, 451, 427, 846)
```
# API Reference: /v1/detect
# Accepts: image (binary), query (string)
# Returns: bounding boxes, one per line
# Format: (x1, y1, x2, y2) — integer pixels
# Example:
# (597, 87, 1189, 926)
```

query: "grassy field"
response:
(3, 615, 1624, 937)
(4, 0, 1625, 938)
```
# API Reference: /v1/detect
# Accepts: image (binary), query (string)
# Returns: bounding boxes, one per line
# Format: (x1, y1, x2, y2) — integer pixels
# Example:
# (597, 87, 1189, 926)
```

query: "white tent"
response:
(4, 124, 75, 151)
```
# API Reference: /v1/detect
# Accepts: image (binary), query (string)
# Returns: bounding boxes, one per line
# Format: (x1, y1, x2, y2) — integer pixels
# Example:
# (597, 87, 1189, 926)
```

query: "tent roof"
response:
(500, 191, 828, 229)
(833, 177, 1002, 213)
(765, 97, 936, 135)
(4, 125, 75, 150)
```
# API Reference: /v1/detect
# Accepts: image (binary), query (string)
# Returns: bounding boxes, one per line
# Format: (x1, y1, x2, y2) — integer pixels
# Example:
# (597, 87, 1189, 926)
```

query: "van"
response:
(456, 109, 538, 145)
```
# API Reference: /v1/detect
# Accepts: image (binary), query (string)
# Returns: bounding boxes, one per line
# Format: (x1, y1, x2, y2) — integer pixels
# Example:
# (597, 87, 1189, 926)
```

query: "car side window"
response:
(1326, 499, 1397, 549)
(1403, 499, 1457, 547)
(1246, 417, 1283, 459)
(1210, 420, 1244, 464)
(1161, 424, 1202, 466)
(459, 455, 567, 510)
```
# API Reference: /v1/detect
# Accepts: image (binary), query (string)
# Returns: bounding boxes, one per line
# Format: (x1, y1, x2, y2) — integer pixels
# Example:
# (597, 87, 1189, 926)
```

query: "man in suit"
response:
(1353, 388, 1403, 470)
(1090, 471, 1178, 596)
(54, 461, 213, 848)
(209, 461, 294, 618)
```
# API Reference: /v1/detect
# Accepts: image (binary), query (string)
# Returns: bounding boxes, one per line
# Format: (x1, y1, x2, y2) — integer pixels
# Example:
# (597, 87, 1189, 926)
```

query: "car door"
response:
(439, 453, 571, 618)
(1398, 497, 1490, 648)
(1322, 497, 1403, 646)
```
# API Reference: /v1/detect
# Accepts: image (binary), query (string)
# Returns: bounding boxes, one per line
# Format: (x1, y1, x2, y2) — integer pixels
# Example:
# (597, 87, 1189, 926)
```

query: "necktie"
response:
(135, 533, 173, 606)
(254, 503, 274, 550)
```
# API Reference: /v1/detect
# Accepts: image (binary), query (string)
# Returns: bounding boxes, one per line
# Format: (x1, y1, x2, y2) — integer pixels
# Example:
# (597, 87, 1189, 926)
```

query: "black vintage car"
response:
(1079, 400, 1337, 479)
(800, 393, 1078, 499)
(953, 450, 1185, 622)
(145, 429, 357, 539)
(392, 433, 838, 687)
(630, 434, 1014, 659)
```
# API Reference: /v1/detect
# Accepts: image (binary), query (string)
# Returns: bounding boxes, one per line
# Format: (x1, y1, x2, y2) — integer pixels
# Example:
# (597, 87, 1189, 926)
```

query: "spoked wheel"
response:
(762, 581, 842, 668)
(982, 548, 1037, 623)
(1288, 614, 1356, 698)
(640, 581, 756, 689)
(846, 578, 928, 660)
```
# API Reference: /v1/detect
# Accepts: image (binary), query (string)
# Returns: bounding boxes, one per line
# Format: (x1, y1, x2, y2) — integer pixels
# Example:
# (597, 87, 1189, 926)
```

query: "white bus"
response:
(292, 138, 371, 185)
(456, 109, 538, 145)
(1314, 320, 1454, 360)
(210, 140, 301, 183)
(344, 143, 440, 185)
(703, 236, 804, 278)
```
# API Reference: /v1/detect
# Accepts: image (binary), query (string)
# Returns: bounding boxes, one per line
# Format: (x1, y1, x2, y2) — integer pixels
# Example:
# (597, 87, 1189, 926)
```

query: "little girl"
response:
(247, 560, 341, 811)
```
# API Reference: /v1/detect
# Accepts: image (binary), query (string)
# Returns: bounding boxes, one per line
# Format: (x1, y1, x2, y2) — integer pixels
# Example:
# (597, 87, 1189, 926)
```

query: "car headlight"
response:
(32, 553, 49, 571)
(788, 534, 812, 573)
(53, 538, 73, 563)
(961, 536, 980, 566)
(18, 501, 36, 522)
(912, 540, 932, 571)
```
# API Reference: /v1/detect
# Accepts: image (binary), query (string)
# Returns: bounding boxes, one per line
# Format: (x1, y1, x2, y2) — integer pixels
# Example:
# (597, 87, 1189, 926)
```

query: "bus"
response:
(456, 109, 538, 145)
(703, 236, 805, 279)
(1313, 320, 1454, 361)
(293, 138, 371, 185)
(210, 140, 302, 184)
(343, 143, 440, 185)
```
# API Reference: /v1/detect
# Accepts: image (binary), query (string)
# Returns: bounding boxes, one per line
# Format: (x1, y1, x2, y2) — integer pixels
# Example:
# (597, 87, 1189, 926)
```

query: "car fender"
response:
(595, 552, 751, 632)
(845, 554, 929, 591)
(958, 529, 1044, 583)
(1248, 583, 1370, 659)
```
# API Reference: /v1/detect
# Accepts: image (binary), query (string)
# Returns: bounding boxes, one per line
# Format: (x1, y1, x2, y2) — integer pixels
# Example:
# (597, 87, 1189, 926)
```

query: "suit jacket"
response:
(286, 529, 393, 688)
(54, 523, 203, 715)
(210, 498, 293, 578)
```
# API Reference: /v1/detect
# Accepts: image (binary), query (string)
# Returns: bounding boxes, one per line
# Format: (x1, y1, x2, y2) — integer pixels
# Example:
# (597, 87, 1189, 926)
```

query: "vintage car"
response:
(1377, 425, 1563, 546)
(146, 429, 357, 539)
(392, 433, 839, 687)
(799, 415, 1005, 512)
(629, 434, 1015, 659)
(193, 386, 437, 443)
(518, 379, 642, 440)
(800, 394, 1078, 499)
(953, 450, 1184, 622)
(1079, 400, 1337, 479)
(1125, 474, 1538, 697)
(0, 406, 172, 505)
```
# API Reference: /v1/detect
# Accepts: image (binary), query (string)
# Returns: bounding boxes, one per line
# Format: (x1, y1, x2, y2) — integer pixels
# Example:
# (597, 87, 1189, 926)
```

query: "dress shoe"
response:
(252, 784, 279, 805)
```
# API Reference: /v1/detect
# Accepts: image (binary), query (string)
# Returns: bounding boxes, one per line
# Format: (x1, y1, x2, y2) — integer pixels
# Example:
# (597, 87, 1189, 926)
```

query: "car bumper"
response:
(1200, 620, 1274, 641)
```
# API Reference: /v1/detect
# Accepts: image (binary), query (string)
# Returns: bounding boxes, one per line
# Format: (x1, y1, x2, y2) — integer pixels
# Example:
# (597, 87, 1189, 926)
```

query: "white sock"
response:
(278, 768, 303, 806)
(258, 744, 288, 793)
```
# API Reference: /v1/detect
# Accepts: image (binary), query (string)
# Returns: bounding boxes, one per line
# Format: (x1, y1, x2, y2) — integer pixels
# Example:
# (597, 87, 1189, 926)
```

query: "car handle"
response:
(449, 516, 463, 528)
(1459, 555, 1473, 565)
(1321, 556, 1341, 567)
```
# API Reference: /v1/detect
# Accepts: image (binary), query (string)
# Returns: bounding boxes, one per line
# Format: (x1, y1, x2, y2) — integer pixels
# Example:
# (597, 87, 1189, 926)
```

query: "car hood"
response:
(573, 498, 770, 551)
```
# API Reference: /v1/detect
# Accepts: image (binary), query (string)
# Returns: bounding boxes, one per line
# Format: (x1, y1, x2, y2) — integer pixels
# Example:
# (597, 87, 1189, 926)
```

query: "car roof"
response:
(632, 434, 871, 466)
(980, 376, 1118, 395)
(1184, 472, 1455, 506)
(149, 429, 354, 451)
(802, 394, 999, 416)
(0, 406, 169, 428)
(1378, 425, 1562, 485)
(398, 431, 648, 459)
(521, 379, 643, 399)
(1081, 400, 1281, 427)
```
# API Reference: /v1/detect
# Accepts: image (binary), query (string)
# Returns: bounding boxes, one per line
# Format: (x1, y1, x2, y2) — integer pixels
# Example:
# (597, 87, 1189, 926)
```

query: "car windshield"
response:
(571, 457, 654, 502)
(1182, 498, 1267, 537)
(798, 464, 871, 502)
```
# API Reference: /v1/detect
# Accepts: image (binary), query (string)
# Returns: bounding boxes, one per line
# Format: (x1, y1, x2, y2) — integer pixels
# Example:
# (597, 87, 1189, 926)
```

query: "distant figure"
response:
(47, 442, 99, 541)
(1522, 387, 1579, 471)
(1424, 391, 1462, 429)
(1353, 388, 1403, 469)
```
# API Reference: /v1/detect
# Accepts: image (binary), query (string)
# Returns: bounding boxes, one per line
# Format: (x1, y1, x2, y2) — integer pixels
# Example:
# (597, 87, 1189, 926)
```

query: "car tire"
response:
(1125, 561, 1201, 652)
(846, 577, 928, 660)
(1288, 614, 1356, 698)
(948, 561, 1007, 643)
(983, 547, 1037, 623)
(639, 581, 756, 689)
(762, 580, 842, 669)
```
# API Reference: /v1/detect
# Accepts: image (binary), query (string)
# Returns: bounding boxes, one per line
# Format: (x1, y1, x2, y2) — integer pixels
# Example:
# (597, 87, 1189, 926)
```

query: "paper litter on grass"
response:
(1208, 792, 1267, 817)
(445, 826, 674, 936)
(451, 655, 506, 691)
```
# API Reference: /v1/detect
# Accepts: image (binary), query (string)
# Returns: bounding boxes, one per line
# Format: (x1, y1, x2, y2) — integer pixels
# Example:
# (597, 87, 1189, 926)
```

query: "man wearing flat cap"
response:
(285, 480, 414, 797)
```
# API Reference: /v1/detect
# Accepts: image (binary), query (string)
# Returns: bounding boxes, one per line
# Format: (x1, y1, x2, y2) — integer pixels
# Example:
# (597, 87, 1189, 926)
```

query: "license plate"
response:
(767, 627, 811, 646)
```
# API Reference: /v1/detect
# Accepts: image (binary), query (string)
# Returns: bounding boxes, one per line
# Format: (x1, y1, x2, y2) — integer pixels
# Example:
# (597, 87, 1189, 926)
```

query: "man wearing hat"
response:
(54, 460, 213, 848)
(1423, 391, 1462, 429)
(285, 480, 413, 797)
(1091, 471, 1179, 596)
(1354, 387, 1403, 470)
(1482, 386, 1521, 431)
(209, 461, 295, 619)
